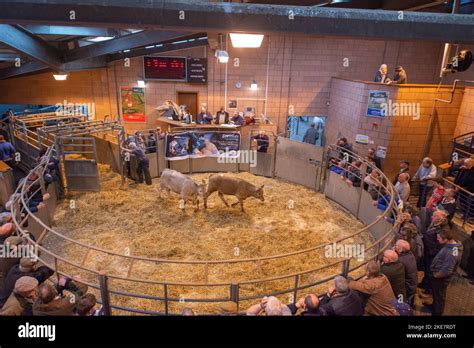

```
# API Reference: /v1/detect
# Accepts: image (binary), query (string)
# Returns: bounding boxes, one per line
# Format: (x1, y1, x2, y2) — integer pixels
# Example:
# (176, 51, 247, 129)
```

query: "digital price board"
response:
(144, 56, 187, 80)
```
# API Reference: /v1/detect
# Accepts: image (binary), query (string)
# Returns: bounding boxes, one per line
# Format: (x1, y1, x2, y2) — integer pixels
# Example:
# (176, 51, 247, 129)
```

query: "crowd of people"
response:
(324, 137, 473, 316)
(374, 64, 408, 84)
(180, 106, 259, 127)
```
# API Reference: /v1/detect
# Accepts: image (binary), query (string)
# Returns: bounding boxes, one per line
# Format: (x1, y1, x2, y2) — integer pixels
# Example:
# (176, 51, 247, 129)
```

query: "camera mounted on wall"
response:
(443, 49, 473, 75)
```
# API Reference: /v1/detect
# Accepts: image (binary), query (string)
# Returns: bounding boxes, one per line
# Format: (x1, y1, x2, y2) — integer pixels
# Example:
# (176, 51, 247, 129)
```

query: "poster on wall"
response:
(367, 90, 389, 118)
(355, 134, 369, 144)
(165, 131, 240, 160)
(376, 145, 387, 159)
(121, 87, 146, 123)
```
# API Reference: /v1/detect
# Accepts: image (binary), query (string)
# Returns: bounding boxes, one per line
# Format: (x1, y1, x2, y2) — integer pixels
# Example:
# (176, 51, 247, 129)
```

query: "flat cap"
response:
(14, 276, 38, 293)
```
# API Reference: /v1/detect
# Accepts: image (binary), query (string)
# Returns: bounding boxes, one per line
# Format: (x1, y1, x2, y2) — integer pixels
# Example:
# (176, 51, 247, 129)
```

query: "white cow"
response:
(158, 169, 205, 211)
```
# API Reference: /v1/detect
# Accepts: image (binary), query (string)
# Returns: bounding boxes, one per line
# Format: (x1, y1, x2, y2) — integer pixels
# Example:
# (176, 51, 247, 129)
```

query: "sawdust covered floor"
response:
(43, 164, 374, 315)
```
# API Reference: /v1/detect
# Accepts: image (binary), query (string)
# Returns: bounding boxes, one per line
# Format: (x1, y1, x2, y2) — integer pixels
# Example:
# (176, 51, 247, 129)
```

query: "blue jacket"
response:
(0, 141, 16, 161)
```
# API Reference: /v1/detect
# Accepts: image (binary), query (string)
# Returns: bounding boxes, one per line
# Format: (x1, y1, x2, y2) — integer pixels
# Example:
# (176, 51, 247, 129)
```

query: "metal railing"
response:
(10, 143, 400, 315)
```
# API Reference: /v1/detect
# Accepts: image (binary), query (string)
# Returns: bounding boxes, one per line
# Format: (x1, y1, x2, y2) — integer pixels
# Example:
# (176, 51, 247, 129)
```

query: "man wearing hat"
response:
(392, 160, 411, 185)
(389, 66, 408, 85)
(0, 276, 38, 316)
(0, 257, 54, 307)
(0, 236, 22, 289)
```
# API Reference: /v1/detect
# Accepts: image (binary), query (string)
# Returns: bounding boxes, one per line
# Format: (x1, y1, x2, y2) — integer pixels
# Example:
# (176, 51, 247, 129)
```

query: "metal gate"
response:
(274, 137, 324, 190)
(57, 136, 100, 191)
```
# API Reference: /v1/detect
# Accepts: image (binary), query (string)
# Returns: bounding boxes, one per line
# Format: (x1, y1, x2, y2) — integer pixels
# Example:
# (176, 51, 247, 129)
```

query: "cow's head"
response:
(196, 180, 206, 199)
(254, 185, 265, 202)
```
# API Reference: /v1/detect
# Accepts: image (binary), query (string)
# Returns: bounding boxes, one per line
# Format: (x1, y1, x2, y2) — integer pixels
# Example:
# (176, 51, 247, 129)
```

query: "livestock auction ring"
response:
(10, 138, 399, 315)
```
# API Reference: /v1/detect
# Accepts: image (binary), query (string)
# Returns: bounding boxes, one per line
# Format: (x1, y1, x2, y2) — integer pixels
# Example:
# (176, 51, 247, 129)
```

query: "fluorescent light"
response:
(215, 49, 229, 63)
(53, 74, 68, 81)
(137, 80, 146, 88)
(86, 36, 114, 42)
(250, 80, 258, 90)
(230, 33, 264, 48)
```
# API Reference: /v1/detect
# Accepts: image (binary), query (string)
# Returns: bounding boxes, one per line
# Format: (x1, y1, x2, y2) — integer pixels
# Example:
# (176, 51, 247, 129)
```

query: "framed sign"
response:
(355, 134, 369, 144)
(367, 90, 389, 118)
(121, 87, 146, 123)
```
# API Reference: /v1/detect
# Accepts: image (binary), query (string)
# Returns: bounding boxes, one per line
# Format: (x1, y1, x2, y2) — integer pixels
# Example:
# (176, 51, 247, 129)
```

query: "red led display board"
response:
(144, 56, 187, 80)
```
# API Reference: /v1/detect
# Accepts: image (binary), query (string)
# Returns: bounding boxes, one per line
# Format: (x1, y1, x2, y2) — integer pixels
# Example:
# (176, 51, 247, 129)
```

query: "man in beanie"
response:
(128, 142, 152, 185)
(0, 236, 22, 289)
(389, 66, 407, 85)
(0, 257, 54, 307)
(33, 275, 88, 316)
(0, 276, 38, 316)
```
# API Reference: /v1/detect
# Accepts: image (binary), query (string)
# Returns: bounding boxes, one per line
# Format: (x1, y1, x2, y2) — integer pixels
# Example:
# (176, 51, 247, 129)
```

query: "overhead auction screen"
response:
(144, 56, 187, 80)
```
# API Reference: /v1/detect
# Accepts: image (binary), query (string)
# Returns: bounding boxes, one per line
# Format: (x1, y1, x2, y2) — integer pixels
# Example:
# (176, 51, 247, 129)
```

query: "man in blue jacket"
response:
(0, 135, 16, 167)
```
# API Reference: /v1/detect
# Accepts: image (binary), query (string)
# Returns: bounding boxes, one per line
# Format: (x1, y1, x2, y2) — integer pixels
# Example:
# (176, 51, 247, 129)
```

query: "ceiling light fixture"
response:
(230, 33, 264, 48)
(86, 36, 115, 42)
(215, 33, 229, 63)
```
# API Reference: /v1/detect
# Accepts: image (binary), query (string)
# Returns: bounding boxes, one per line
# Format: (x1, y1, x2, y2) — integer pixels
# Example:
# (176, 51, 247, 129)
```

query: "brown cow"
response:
(204, 174, 264, 212)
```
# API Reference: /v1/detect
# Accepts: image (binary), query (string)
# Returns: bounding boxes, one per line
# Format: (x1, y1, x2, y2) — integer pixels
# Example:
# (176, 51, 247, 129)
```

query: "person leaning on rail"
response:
(318, 276, 364, 316)
(348, 260, 399, 316)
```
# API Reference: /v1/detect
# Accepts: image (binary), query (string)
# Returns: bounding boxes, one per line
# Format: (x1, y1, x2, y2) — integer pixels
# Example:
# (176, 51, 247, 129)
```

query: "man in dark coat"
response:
(389, 66, 408, 84)
(318, 276, 364, 316)
(395, 239, 418, 306)
(252, 131, 270, 153)
(0, 236, 22, 290)
(392, 160, 410, 185)
(286, 293, 325, 316)
(380, 250, 407, 302)
(424, 229, 463, 315)
(0, 258, 54, 307)
(129, 142, 152, 185)
(215, 107, 229, 125)
(302, 123, 319, 145)
(419, 211, 449, 294)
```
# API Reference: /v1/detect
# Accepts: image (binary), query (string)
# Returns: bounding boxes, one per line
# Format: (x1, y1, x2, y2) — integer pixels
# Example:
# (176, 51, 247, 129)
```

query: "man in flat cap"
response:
(0, 257, 54, 307)
(389, 66, 408, 85)
(0, 276, 38, 316)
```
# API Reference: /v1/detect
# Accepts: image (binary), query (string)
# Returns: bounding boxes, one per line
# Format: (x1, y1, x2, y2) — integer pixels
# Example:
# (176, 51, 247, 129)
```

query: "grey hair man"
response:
(318, 275, 364, 316)
(246, 296, 292, 316)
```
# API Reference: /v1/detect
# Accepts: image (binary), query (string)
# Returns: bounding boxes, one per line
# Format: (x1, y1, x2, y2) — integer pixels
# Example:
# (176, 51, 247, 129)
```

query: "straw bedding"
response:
(43, 164, 374, 314)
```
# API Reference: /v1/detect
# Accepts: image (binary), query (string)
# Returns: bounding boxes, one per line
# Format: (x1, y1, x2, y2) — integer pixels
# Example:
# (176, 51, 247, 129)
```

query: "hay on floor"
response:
(43, 164, 374, 314)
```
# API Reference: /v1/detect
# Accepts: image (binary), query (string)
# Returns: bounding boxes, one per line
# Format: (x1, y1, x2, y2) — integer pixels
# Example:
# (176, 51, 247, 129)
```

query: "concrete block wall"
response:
(454, 87, 474, 137)
(326, 78, 465, 177)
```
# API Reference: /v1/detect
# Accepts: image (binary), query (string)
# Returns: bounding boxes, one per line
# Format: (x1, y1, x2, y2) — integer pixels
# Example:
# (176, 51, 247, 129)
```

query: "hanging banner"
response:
(121, 87, 146, 123)
(165, 131, 240, 160)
